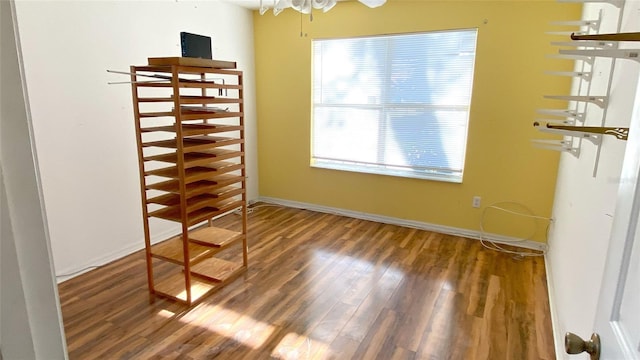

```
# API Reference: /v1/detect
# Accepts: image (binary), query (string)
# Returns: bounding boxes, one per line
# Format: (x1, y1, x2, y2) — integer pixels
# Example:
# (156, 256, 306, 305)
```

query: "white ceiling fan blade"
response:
(312, 0, 329, 9)
(273, 0, 292, 15)
(358, 0, 386, 8)
(292, 0, 311, 13)
(301, 0, 312, 13)
(322, 0, 336, 12)
(259, 0, 269, 15)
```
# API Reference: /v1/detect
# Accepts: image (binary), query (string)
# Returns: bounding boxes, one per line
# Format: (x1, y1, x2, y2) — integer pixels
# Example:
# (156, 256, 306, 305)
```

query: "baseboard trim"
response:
(55, 226, 181, 283)
(57, 197, 547, 283)
(257, 196, 548, 252)
(56, 205, 253, 283)
(544, 254, 564, 360)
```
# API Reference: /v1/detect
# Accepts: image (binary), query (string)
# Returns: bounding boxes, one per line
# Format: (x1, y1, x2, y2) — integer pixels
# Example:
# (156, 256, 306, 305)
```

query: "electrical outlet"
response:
(472, 196, 481, 208)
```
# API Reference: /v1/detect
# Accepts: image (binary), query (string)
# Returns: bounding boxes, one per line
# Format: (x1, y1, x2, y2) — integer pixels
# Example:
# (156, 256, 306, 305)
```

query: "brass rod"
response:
(571, 32, 640, 41)
(545, 124, 629, 140)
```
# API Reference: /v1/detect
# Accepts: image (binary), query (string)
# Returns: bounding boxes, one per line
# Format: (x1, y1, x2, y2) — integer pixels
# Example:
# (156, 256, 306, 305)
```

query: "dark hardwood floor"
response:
(58, 204, 555, 359)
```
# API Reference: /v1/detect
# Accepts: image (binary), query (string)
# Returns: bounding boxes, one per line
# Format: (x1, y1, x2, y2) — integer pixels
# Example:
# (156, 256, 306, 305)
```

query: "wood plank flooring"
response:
(58, 204, 555, 359)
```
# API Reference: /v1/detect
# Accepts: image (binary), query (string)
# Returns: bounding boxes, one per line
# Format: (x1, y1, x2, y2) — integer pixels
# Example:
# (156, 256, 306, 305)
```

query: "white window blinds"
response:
(311, 29, 478, 182)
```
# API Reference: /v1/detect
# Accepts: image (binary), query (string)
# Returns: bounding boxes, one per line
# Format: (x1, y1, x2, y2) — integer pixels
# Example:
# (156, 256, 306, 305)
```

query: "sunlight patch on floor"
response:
(158, 304, 275, 350)
(271, 332, 330, 360)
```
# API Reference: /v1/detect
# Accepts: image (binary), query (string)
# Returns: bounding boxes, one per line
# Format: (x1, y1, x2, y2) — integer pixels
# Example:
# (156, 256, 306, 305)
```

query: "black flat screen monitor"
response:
(180, 32, 212, 59)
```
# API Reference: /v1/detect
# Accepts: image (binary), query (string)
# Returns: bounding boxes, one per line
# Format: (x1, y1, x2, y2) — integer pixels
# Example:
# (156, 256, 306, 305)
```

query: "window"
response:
(311, 29, 478, 183)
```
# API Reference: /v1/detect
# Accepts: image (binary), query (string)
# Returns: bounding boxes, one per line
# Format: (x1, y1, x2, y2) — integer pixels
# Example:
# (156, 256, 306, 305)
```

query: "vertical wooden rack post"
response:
(130, 57, 247, 305)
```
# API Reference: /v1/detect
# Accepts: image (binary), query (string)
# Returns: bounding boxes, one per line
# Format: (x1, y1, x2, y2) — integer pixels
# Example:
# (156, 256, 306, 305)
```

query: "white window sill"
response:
(311, 161, 463, 183)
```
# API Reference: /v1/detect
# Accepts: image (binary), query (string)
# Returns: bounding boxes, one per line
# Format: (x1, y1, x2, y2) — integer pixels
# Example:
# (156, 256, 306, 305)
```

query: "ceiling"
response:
(224, 0, 263, 10)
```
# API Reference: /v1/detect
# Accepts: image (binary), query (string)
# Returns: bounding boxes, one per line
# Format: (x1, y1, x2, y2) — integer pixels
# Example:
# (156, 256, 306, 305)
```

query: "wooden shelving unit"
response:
(130, 57, 247, 305)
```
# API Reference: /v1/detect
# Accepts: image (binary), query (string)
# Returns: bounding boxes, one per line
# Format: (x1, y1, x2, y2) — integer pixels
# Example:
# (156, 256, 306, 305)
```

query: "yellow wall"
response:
(253, 1, 581, 242)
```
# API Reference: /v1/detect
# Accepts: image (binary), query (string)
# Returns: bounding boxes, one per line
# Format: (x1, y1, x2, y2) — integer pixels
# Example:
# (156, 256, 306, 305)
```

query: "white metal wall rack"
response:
(533, 3, 632, 176)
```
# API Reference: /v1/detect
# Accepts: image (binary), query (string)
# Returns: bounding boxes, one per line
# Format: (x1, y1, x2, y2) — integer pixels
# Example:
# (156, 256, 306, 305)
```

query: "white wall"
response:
(1, 176, 38, 360)
(13, 0, 258, 279)
(1, 0, 67, 357)
(547, 2, 640, 358)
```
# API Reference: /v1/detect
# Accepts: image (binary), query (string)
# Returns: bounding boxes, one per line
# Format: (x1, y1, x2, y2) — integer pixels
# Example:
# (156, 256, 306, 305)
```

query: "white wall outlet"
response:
(472, 196, 481, 208)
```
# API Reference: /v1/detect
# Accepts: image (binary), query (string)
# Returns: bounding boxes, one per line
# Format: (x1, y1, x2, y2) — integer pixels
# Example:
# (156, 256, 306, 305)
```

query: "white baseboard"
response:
(57, 197, 547, 283)
(54, 203, 258, 284)
(55, 226, 180, 283)
(257, 196, 548, 252)
(544, 254, 564, 360)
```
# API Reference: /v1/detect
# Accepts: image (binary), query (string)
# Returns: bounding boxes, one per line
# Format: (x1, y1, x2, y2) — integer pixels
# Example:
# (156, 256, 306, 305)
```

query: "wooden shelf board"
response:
(178, 190, 242, 213)
(184, 138, 243, 153)
(190, 257, 244, 283)
(147, 57, 237, 69)
(137, 97, 174, 103)
(211, 185, 244, 199)
(179, 112, 243, 121)
(180, 82, 242, 90)
(140, 125, 177, 133)
(181, 124, 244, 136)
(145, 124, 241, 136)
(141, 124, 242, 136)
(134, 64, 242, 76)
(144, 162, 235, 177)
(150, 237, 217, 265)
(147, 193, 180, 206)
(145, 163, 244, 182)
(145, 165, 178, 178)
(180, 96, 242, 105)
(148, 199, 244, 226)
(147, 187, 244, 213)
(144, 152, 177, 164)
(142, 137, 244, 152)
(146, 175, 244, 196)
(184, 195, 230, 214)
(137, 96, 241, 104)
(142, 139, 177, 149)
(135, 82, 173, 88)
(144, 149, 243, 167)
(139, 111, 241, 119)
(154, 272, 218, 304)
(153, 264, 246, 304)
(133, 80, 241, 90)
(189, 226, 244, 248)
(139, 111, 175, 118)
(204, 161, 244, 173)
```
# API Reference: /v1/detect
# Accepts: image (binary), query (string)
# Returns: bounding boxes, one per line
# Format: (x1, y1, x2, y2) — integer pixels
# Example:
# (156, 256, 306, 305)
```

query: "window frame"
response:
(310, 29, 478, 183)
